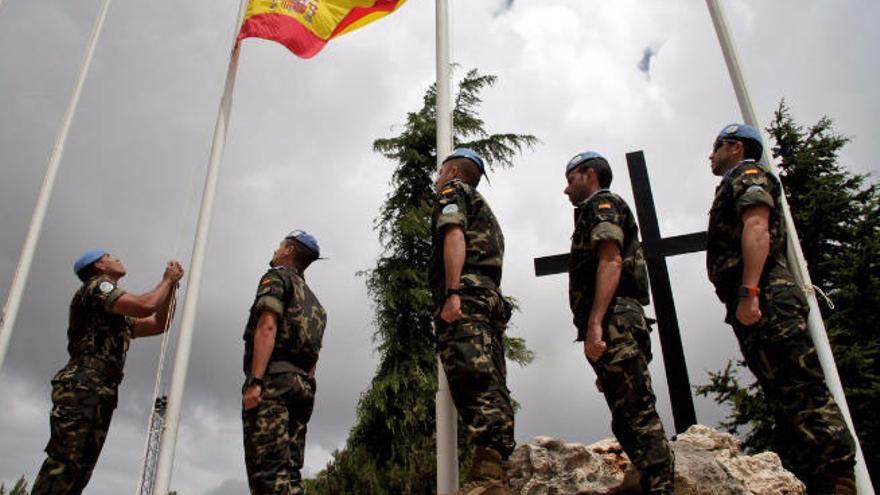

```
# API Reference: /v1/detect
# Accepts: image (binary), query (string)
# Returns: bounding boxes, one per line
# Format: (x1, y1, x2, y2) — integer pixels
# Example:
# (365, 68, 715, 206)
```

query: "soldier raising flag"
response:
(32, 251, 182, 494)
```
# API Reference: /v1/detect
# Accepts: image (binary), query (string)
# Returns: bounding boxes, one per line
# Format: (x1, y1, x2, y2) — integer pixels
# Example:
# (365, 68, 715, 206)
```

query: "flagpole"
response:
(152, 1, 248, 493)
(706, 1, 873, 492)
(435, 0, 458, 493)
(0, 0, 113, 373)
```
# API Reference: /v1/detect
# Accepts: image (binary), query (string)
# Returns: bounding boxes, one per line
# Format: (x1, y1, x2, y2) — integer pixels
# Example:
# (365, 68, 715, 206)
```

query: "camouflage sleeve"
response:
(434, 183, 467, 232)
(253, 270, 285, 317)
(589, 198, 625, 251)
(83, 278, 127, 312)
(733, 166, 775, 215)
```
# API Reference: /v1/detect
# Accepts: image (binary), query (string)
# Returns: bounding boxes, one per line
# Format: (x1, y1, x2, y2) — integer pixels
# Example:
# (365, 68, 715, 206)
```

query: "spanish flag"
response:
(237, 0, 407, 59)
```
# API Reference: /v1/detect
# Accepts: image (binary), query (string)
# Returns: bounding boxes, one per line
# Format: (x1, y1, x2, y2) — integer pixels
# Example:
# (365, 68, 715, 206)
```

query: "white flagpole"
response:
(0, 0, 113, 373)
(706, 1, 873, 492)
(435, 0, 458, 493)
(152, 1, 248, 493)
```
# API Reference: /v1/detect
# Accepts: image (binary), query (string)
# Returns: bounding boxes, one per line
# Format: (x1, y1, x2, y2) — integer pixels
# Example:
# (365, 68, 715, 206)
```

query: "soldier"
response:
(705, 123, 856, 494)
(429, 148, 515, 495)
(32, 250, 183, 495)
(242, 230, 327, 495)
(564, 151, 675, 494)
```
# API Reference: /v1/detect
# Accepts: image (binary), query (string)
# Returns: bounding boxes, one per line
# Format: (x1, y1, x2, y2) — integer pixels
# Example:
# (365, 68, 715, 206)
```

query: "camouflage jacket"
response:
(569, 189, 650, 340)
(428, 179, 505, 307)
(243, 266, 327, 374)
(64, 276, 133, 382)
(706, 160, 789, 303)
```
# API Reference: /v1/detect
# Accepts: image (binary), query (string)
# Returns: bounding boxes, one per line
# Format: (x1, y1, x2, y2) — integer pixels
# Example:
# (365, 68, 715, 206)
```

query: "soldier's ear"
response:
(91, 255, 109, 274)
(733, 140, 745, 155)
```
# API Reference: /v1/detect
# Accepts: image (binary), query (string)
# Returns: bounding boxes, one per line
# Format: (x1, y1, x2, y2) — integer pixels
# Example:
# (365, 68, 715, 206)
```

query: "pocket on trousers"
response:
(759, 281, 809, 342)
(603, 313, 641, 364)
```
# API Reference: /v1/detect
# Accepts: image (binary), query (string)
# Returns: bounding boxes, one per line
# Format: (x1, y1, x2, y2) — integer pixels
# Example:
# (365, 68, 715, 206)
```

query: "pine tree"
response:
(696, 101, 880, 478)
(309, 69, 537, 492)
(0, 477, 28, 495)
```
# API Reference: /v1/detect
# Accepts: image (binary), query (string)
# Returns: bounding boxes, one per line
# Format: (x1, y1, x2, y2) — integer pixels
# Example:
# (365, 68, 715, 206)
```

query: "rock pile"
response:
(507, 424, 805, 494)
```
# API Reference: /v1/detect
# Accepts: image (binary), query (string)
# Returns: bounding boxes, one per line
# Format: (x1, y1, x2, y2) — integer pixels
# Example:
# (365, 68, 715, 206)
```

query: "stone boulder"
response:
(507, 424, 805, 495)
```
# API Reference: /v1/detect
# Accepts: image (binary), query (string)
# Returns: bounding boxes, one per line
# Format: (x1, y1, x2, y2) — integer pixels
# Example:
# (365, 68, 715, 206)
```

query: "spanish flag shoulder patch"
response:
(260, 277, 273, 286)
(598, 203, 613, 210)
(744, 168, 760, 175)
(441, 187, 455, 196)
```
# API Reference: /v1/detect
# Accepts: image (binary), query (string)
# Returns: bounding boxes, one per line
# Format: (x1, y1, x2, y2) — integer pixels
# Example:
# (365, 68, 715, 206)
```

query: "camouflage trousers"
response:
(32, 367, 118, 495)
(728, 280, 855, 489)
(589, 299, 674, 494)
(435, 290, 515, 458)
(243, 369, 315, 495)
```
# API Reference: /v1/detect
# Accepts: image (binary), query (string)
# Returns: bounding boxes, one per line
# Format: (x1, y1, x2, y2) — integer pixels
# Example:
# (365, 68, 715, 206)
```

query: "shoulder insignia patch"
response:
(99, 281, 115, 294)
(597, 203, 613, 210)
(260, 277, 273, 286)
(441, 187, 454, 196)
(442, 204, 459, 215)
(744, 168, 759, 175)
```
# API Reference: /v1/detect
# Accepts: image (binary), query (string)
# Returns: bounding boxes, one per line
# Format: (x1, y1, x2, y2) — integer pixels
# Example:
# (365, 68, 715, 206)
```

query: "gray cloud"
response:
(637, 41, 665, 80)
(206, 479, 249, 495)
(494, 0, 515, 18)
(1, 0, 878, 493)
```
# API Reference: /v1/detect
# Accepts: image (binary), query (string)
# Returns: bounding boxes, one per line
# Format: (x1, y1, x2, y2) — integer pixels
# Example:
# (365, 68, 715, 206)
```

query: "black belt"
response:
(267, 361, 306, 374)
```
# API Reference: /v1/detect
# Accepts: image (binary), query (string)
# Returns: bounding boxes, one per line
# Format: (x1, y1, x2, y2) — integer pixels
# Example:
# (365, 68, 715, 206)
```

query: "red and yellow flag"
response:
(237, 0, 407, 59)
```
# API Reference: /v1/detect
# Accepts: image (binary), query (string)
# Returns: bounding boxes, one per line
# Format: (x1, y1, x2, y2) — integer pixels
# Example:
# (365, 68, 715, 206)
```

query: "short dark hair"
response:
(289, 238, 319, 267)
(741, 139, 763, 161)
(577, 157, 613, 188)
(77, 263, 99, 282)
(448, 158, 481, 186)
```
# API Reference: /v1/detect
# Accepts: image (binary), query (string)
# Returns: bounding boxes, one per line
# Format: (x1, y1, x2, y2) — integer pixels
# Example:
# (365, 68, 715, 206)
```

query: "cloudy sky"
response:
(1, 0, 877, 493)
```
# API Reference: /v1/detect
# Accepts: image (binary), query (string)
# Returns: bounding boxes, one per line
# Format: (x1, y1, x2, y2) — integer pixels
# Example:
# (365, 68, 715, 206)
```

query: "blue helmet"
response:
(74, 248, 107, 276)
(716, 123, 763, 153)
(565, 151, 605, 175)
(285, 230, 322, 259)
(443, 148, 487, 177)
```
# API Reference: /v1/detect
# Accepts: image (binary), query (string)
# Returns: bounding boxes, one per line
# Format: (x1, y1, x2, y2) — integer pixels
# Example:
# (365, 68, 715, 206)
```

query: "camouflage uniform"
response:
(706, 160, 855, 490)
(32, 277, 132, 495)
(429, 178, 516, 459)
(242, 266, 327, 495)
(569, 189, 675, 494)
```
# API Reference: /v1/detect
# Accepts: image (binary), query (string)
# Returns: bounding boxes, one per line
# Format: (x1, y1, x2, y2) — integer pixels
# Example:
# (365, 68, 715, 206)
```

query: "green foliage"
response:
(696, 101, 880, 478)
(307, 69, 537, 492)
(0, 477, 28, 495)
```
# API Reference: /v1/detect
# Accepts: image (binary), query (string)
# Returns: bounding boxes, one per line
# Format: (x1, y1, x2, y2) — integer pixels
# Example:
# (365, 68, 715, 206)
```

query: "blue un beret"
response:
(443, 148, 486, 177)
(286, 230, 322, 259)
(717, 123, 763, 151)
(74, 249, 107, 276)
(565, 151, 605, 176)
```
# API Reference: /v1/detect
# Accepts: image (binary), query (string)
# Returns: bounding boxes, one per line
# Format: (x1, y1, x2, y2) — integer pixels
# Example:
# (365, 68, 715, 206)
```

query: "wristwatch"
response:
(445, 288, 461, 298)
(738, 285, 760, 298)
(242, 375, 264, 393)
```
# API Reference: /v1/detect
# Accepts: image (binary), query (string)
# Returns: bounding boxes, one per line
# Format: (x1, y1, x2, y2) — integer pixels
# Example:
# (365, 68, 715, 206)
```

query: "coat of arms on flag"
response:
(238, 0, 407, 58)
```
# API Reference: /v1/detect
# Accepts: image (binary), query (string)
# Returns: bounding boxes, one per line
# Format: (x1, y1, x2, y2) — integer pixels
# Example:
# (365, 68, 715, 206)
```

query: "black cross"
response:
(534, 150, 705, 434)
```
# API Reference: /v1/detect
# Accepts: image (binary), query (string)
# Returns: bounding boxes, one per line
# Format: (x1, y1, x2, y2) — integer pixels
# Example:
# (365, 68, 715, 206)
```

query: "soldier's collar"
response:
(723, 159, 759, 179)
(271, 265, 305, 278)
(577, 188, 611, 207)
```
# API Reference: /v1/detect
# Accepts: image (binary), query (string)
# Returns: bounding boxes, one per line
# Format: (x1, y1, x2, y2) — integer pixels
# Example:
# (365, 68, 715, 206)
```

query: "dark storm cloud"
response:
(1, 1, 877, 493)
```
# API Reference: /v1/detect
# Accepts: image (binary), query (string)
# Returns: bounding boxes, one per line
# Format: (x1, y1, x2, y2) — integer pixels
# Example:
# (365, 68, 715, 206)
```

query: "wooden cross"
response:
(534, 150, 705, 434)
